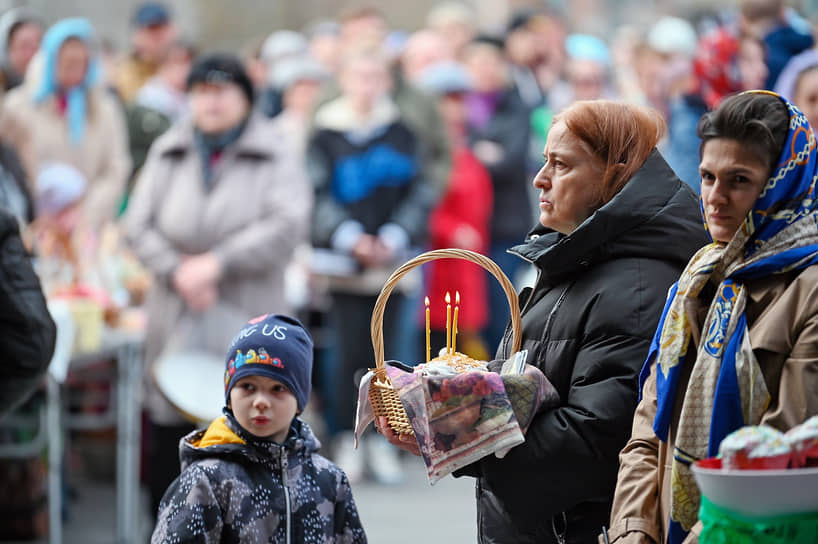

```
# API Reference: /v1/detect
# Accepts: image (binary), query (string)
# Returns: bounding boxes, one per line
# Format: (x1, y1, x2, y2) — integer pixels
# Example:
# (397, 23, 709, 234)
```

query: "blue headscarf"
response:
(33, 18, 100, 144)
(638, 91, 818, 541)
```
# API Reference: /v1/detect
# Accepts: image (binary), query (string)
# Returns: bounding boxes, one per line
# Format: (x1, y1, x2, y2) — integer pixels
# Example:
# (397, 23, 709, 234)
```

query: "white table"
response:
(0, 327, 145, 544)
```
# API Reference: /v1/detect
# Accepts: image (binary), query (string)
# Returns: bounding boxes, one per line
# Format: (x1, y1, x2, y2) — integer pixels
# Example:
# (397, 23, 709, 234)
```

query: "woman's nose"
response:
(533, 165, 550, 188)
(706, 179, 729, 205)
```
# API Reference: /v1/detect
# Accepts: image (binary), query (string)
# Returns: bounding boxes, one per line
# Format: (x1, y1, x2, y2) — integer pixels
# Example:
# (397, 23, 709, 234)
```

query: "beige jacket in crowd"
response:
(124, 112, 312, 424)
(0, 82, 130, 229)
(115, 54, 157, 104)
(606, 266, 818, 543)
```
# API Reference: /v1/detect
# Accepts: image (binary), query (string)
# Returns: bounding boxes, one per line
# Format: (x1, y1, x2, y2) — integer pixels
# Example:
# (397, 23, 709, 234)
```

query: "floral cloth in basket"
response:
(355, 360, 558, 484)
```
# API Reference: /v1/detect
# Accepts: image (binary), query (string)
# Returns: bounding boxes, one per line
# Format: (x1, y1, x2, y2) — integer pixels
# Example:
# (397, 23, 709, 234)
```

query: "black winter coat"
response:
(455, 150, 709, 543)
(0, 207, 56, 418)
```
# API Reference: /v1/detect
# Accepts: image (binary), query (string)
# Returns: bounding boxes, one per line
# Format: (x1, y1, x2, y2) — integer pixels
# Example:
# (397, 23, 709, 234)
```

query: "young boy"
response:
(151, 314, 367, 543)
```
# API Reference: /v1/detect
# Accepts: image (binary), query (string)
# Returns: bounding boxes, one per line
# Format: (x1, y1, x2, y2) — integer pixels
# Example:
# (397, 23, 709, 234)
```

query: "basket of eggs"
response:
(368, 248, 523, 436)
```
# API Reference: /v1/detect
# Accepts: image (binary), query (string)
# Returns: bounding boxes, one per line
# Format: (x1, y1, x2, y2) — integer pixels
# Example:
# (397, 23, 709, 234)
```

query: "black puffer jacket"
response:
(455, 150, 709, 543)
(0, 207, 56, 419)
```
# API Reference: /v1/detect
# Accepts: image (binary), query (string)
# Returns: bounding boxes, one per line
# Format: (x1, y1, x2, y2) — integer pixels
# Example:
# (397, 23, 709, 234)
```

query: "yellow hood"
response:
(192, 416, 246, 449)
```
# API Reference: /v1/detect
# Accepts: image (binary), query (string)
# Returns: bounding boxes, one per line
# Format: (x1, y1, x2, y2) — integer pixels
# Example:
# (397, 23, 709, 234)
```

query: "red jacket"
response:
(425, 148, 493, 330)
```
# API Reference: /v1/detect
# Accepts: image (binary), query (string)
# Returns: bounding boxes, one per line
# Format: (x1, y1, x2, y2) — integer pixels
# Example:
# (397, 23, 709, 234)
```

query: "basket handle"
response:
(370, 248, 522, 377)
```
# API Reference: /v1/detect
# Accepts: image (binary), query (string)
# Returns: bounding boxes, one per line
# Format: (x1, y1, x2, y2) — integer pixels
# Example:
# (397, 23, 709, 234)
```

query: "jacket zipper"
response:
(281, 450, 291, 544)
(501, 250, 541, 357)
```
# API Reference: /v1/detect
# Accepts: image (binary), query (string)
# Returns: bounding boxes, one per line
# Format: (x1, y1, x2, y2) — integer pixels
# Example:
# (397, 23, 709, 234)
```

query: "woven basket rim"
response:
(369, 248, 522, 380)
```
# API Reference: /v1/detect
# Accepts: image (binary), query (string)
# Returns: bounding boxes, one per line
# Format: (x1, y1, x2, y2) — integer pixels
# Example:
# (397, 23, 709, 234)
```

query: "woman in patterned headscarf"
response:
(607, 90, 818, 543)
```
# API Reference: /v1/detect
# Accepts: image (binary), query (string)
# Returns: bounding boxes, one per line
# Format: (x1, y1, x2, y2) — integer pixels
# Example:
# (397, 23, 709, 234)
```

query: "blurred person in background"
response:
(0, 17, 130, 230)
(739, 0, 813, 90)
(462, 35, 531, 350)
(124, 53, 311, 515)
(425, 1, 477, 60)
(320, 4, 452, 196)
(611, 26, 681, 116)
(115, 2, 177, 104)
(25, 163, 94, 294)
(268, 56, 328, 155)
(775, 49, 818, 133)
(550, 33, 616, 113)
(505, 8, 550, 109)
(239, 35, 267, 92)
(338, 4, 389, 55)
(305, 19, 341, 74)
(417, 60, 492, 360)
(308, 46, 436, 485)
(135, 40, 195, 123)
(315, 5, 449, 393)
(121, 40, 195, 210)
(645, 16, 698, 118)
(664, 25, 768, 193)
(401, 29, 453, 84)
(524, 11, 569, 194)
(528, 9, 568, 103)
(0, 8, 43, 93)
(257, 30, 308, 119)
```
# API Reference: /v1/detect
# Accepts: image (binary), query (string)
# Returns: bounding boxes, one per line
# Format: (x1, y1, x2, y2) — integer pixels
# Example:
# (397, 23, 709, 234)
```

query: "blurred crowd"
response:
(1, 0, 818, 536)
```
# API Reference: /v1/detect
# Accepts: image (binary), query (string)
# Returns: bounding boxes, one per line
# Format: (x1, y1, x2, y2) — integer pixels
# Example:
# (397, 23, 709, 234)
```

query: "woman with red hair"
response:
(380, 100, 708, 543)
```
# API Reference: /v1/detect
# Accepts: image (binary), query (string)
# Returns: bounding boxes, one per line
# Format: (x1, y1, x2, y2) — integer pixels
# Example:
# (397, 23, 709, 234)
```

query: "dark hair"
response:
(186, 53, 254, 104)
(697, 92, 789, 173)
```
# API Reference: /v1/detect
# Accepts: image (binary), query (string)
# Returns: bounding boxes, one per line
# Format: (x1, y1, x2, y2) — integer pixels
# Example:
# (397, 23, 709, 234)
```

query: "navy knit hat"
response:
(187, 53, 255, 105)
(224, 314, 314, 411)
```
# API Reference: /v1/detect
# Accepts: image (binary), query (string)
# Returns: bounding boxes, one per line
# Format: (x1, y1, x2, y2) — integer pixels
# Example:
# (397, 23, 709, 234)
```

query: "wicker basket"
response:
(369, 248, 523, 436)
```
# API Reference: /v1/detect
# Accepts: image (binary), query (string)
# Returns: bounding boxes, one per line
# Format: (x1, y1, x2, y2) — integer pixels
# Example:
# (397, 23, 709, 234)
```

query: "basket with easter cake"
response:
(355, 249, 558, 483)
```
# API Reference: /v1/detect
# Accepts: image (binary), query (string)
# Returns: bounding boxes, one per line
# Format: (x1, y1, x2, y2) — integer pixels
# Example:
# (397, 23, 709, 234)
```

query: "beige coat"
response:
(0, 84, 130, 229)
(606, 266, 818, 543)
(124, 113, 312, 423)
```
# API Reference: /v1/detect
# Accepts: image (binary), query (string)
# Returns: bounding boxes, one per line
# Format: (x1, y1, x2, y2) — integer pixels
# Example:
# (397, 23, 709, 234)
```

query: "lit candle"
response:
(445, 291, 451, 355)
(425, 296, 430, 362)
(452, 291, 460, 355)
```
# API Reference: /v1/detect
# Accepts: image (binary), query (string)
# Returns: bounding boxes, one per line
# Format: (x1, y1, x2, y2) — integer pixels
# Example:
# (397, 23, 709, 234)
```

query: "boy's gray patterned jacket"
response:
(151, 413, 367, 543)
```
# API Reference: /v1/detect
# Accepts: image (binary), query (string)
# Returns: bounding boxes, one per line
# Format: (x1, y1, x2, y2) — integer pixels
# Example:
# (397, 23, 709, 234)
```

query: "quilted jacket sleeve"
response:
(151, 465, 224, 544)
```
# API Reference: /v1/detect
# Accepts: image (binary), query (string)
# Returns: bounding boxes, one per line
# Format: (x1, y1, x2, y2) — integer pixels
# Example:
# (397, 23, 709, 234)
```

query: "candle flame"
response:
(445, 291, 451, 304)
(455, 290, 460, 304)
(424, 296, 430, 306)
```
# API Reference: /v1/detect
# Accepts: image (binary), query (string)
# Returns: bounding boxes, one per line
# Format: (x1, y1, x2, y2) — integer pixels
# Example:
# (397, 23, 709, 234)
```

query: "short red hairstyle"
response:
(554, 100, 666, 205)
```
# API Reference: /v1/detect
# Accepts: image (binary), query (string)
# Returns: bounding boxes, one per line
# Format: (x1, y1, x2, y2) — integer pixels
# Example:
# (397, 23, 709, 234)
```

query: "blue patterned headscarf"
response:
(639, 91, 818, 541)
(33, 18, 100, 144)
